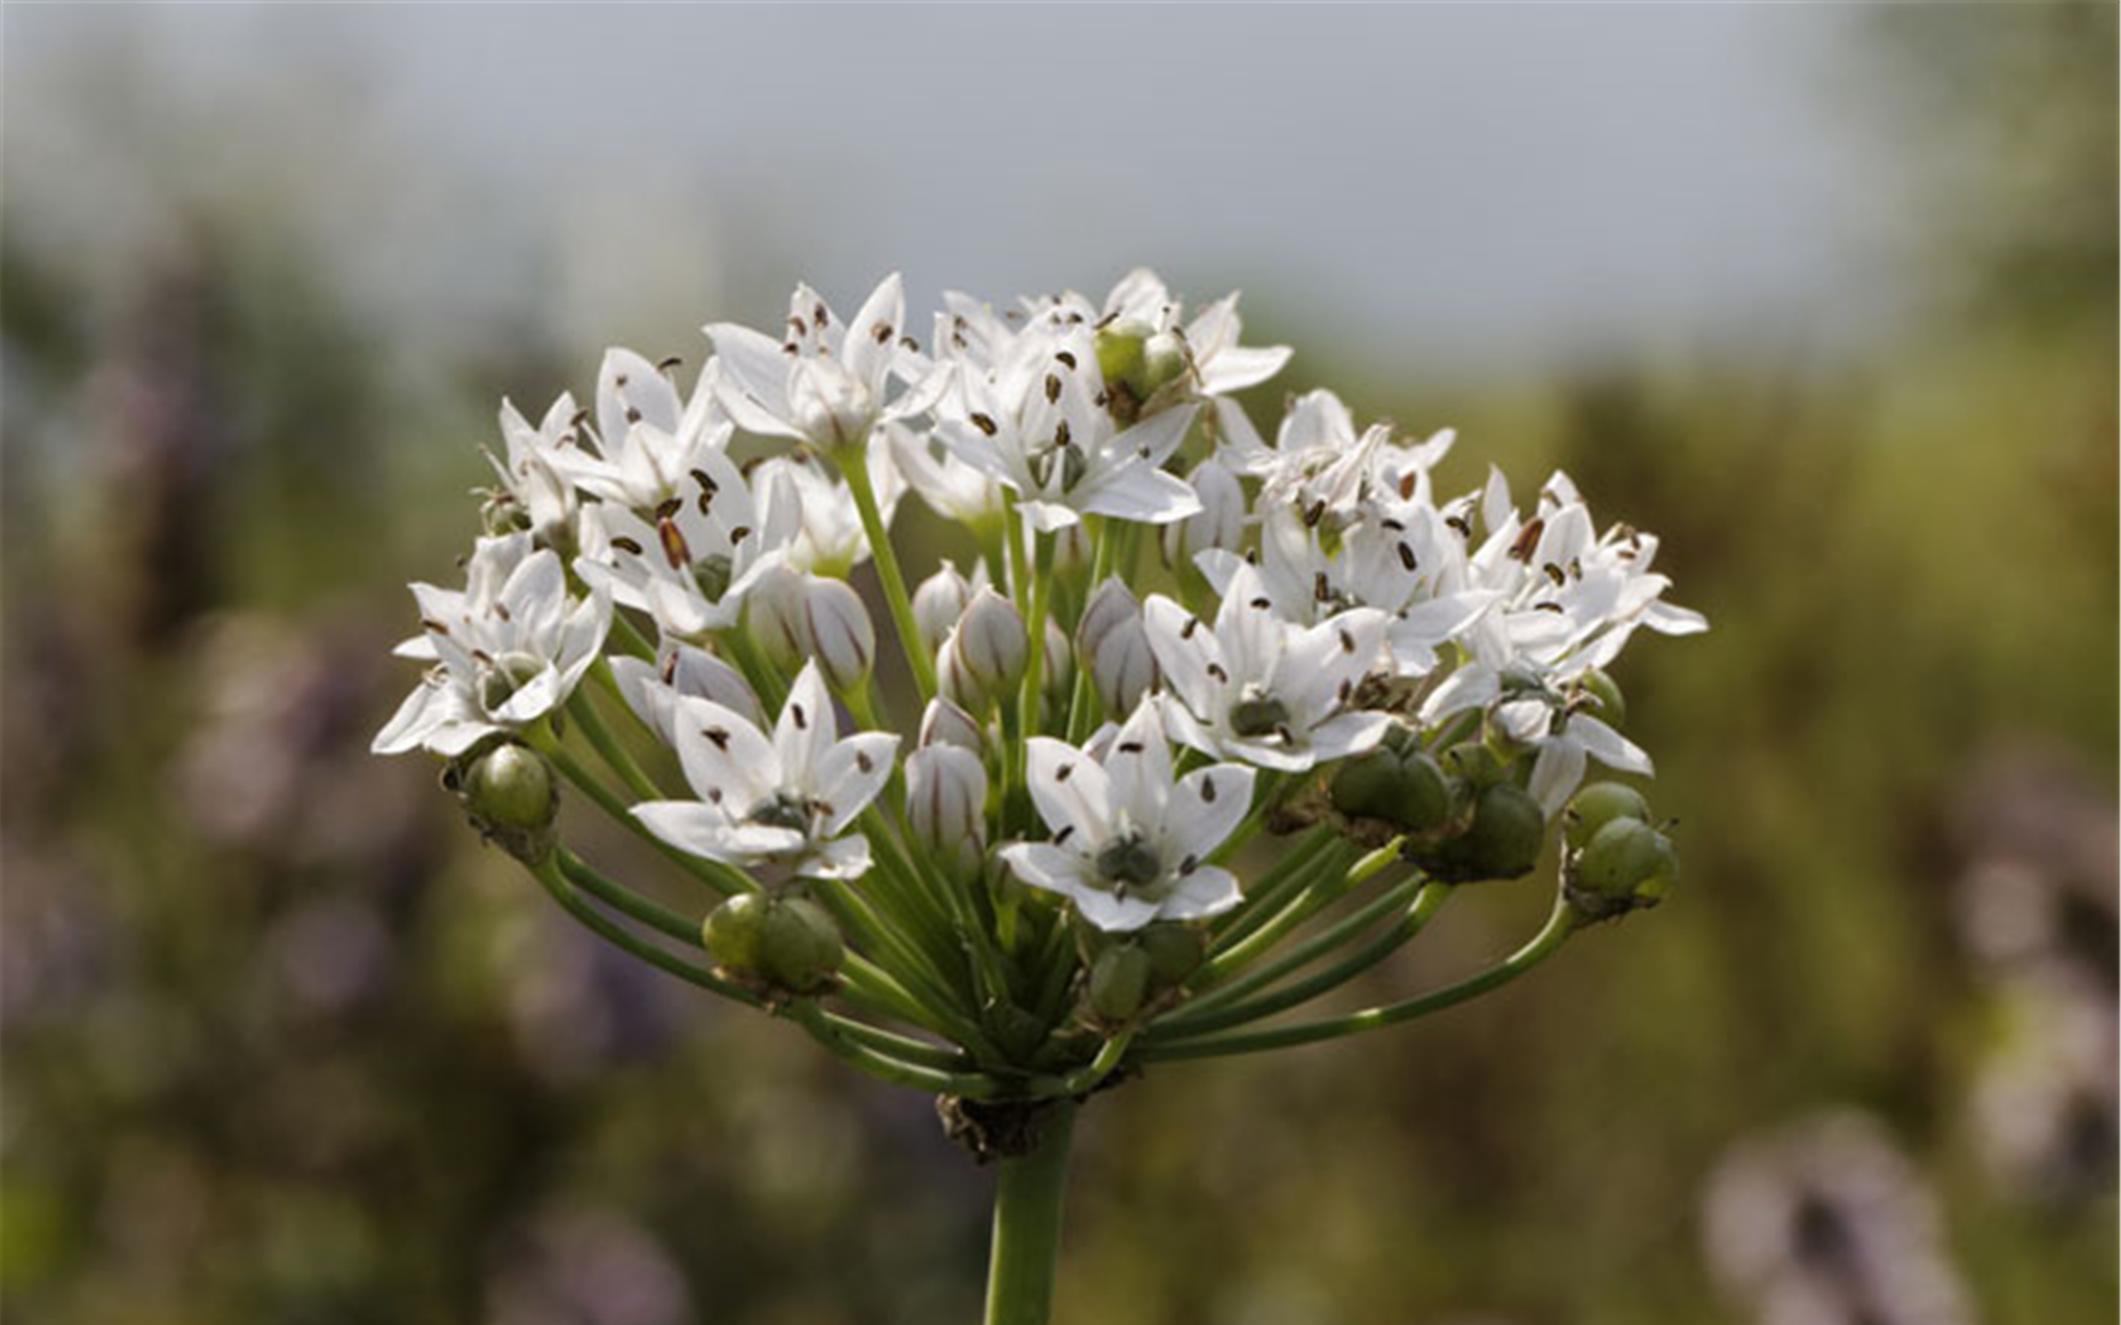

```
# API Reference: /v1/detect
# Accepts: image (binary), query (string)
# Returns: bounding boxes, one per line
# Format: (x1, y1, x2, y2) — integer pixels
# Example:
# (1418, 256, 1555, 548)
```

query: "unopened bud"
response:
(1088, 942, 1153, 1024)
(918, 696, 986, 753)
(953, 588, 1028, 698)
(912, 561, 975, 657)
(1042, 616, 1072, 706)
(906, 744, 988, 876)
(1077, 577, 1158, 716)
(745, 563, 810, 671)
(801, 576, 875, 691)
(1161, 457, 1246, 567)
(1562, 781, 1651, 852)
(1567, 816, 1676, 921)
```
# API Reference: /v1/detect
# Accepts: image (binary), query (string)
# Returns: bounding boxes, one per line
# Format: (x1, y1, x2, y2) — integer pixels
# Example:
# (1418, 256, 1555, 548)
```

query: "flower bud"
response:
(1562, 781, 1651, 852)
(1088, 942, 1153, 1024)
(757, 895, 845, 993)
(1076, 577, 1158, 716)
(1330, 747, 1451, 832)
(1042, 616, 1073, 706)
(1138, 923, 1206, 988)
(1161, 457, 1246, 567)
(1568, 816, 1676, 921)
(745, 563, 810, 671)
(906, 744, 988, 876)
(801, 576, 875, 691)
(454, 741, 558, 860)
(912, 562, 975, 657)
(918, 696, 986, 753)
(953, 588, 1028, 699)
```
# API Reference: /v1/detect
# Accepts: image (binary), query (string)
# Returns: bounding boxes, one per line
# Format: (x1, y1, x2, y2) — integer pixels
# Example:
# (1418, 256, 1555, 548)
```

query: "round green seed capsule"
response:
(1579, 668, 1626, 726)
(463, 743, 556, 834)
(703, 892, 770, 975)
(1563, 781, 1652, 851)
(1138, 924, 1206, 988)
(1455, 782, 1547, 880)
(1088, 943, 1153, 1023)
(757, 896, 845, 994)
(1575, 818, 1676, 902)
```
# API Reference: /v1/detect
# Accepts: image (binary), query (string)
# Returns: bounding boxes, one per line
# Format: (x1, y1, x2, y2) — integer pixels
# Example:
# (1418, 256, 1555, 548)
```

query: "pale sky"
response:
(9, 4, 1903, 379)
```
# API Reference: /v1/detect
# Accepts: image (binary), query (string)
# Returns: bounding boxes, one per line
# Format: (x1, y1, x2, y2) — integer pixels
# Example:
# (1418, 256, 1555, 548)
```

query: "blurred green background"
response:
(3, 6, 2113, 1324)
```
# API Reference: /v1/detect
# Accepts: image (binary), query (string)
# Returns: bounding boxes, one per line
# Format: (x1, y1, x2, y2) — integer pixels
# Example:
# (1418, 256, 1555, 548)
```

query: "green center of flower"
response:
(478, 651, 547, 711)
(693, 553, 735, 604)
(748, 792, 816, 834)
(1227, 688, 1290, 739)
(1094, 834, 1164, 892)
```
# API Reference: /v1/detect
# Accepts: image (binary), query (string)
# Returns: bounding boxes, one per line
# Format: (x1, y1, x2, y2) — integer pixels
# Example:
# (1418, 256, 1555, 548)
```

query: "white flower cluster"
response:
(377, 269, 1704, 937)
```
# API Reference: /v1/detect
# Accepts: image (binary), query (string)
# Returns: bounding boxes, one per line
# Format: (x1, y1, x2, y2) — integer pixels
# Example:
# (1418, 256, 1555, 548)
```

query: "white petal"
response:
(799, 833, 874, 881)
(1528, 740, 1588, 817)
(1142, 595, 1225, 718)
(1571, 714, 1654, 776)
(669, 695, 778, 808)
(772, 662, 839, 790)
(814, 732, 900, 835)
(1306, 710, 1392, 763)
(1023, 736, 1114, 844)
(1075, 461, 1203, 526)
(1159, 864, 1242, 921)
(1198, 344, 1292, 395)
(631, 800, 754, 864)
(1165, 764, 1255, 862)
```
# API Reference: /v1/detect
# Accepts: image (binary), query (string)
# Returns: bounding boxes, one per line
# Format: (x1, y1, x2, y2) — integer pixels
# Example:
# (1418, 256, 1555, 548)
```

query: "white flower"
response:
(935, 323, 1201, 533)
(632, 662, 898, 881)
(1143, 563, 1391, 772)
(609, 638, 766, 740)
(487, 393, 581, 548)
(1159, 455, 1248, 569)
(999, 701, 1255, 932)
(886, 419, 1005, 529)
(1097, 268, 1292, 398)
(1200, 500, 1496, 678)
(547, 348, 731, 513)
(1523, 708, 1654, 816)
(575, 445, 799, 642)
(706, 274, 938, 451)
(373, 533, 610, 756)
(753, 449, 905, 577)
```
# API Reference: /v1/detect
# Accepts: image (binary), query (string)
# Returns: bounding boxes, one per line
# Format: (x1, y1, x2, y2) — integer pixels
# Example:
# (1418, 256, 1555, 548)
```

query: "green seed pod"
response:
(756, 896, 845, 994)
(1138, 923, 1206, 988)
(1088, 942, 1153, 1024)
(1579, 668, 1626, 727)
(703, 892, 771, 975)
(1135, 332, 1188, 398)
(464, 742, 556, 834)
(1441, 740, 1510, 790)
(1575, 818, 1677, 903)
(1330, 748, 1453, 832)
(1093, 319, 1151, 389)
(1452, 782, 1546, 881)
(1563, 781, 1652, 851)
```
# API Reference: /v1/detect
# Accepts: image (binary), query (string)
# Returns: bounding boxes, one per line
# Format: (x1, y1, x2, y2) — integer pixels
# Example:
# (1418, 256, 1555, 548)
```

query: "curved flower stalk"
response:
(373, 267, 1707, 1325)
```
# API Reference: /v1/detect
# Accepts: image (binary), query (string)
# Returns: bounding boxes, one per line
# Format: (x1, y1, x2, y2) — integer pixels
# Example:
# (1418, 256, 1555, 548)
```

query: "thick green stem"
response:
(983, 1101, 1077, 1325)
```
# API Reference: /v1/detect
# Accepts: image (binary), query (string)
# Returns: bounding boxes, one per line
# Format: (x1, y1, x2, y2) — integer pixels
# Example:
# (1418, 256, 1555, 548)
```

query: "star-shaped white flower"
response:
(749, 449, 904, 578)
(706, 274, 939, 451)
(632, 662, 898, 881)
(935, 323, 1200, 532)
(374, 533, 611, 757)
(1199, 501, 1496, 679)
(574, 445, 799, 642)
(487, 393, 582, 548)
(545, 348, 731, 513)
(1143, 563, 1391, 772)
(999, 700, 1254, 932)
